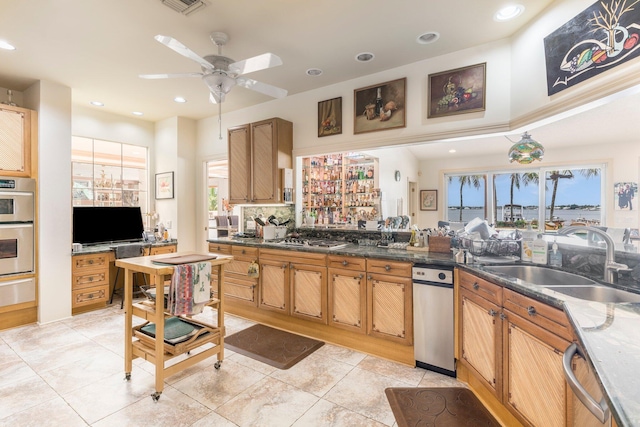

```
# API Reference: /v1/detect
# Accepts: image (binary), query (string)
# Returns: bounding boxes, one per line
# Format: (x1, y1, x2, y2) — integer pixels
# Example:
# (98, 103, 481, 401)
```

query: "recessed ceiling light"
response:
(0, 40, 16, 50)
(449, 149, 457, 153)
(495, 4, 524, 21)
(355, 52, 375, 63)
(174, 97, 187, 103)
(306, 68, 323, 76)
(132, 111, 143, 116)
(90, 101, 104, 106)
(416, 32, 440, 45)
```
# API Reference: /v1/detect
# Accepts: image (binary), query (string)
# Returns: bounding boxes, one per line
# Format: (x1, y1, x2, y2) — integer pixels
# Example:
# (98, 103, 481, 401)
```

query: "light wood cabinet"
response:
(291, 262, 327, 324)
(366, 259, 413, 345)
(228, 117, 293, 204)
(148, 244, 177, 256)
(72, 252, 110, 311)
(0, 104, 34, 177)
(208, 243, 258, 306)
(259, 257, 290, 313)
(328, 256, 366, 333)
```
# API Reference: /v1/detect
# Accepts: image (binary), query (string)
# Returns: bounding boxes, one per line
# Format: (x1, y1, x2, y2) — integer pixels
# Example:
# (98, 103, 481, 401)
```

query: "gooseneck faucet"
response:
(558, 226, 629, 283)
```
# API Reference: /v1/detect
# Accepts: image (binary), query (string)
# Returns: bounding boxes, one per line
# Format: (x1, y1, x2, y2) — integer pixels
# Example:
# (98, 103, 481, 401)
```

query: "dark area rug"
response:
(224, 324, 324, 369)
(385, 387, 500, 427)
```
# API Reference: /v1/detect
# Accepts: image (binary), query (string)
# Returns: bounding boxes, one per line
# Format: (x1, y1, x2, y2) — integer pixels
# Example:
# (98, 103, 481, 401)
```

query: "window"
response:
(72, 137, 148, 210)
(444, 164, 604, 229)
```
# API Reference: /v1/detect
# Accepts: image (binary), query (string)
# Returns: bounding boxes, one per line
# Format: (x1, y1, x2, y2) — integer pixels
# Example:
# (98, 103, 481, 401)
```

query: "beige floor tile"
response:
(324, 367, 411, 426)
(39, 349, 123, 395)
(171, 358, 265, 410)
(225, 351, 278, 376)
(0, 375, 58, 420)
(91, 386, 210, 427)
(269, 352, 354, 397)
(357, 355, 425, 386)
(190, 411, 239, 426)
(0, 396, 87, 427)
(62, 365, 156, 424)
(216, 377, 319, 427)
(292, 398, 389, 427)
(0, 359, 37, 386)
(314, 343, 367, 366)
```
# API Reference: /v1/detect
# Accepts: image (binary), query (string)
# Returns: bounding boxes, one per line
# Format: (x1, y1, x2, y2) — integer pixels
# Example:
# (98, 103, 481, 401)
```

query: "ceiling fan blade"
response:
(229, 53, 283, 75)
(139, 72, 203, 79)
(154, 35, 214, 71)
(236, 77, 288, 99)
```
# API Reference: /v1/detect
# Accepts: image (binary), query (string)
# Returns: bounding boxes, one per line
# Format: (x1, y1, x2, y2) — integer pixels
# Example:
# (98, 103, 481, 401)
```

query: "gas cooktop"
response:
(279, 238, 348, 250)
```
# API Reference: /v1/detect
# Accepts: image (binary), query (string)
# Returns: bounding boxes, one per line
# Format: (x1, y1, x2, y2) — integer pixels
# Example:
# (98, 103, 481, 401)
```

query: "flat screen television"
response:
(73, 206, 144, 245)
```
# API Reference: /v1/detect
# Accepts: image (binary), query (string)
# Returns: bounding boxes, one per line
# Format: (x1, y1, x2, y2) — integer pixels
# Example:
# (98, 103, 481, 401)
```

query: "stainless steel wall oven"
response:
(0, 177, 35, 276)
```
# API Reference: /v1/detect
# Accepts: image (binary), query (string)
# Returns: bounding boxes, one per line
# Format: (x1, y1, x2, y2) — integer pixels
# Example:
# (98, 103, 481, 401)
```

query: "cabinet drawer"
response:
(232, 246, 258, 258)
(73, 253, 109, 272)
(73, 271, 108, 290)
(260, 248, 327, 266)
(209, 243, 232, 254)
(328, 255, 366, 271)
(458, 269, 503, 305)
(503, 288, 573, 342)
(212, 276, 257, 306)
(149, 245, 176, 255)
(72, 285, 108, 307)
(366, 259, 411, 277)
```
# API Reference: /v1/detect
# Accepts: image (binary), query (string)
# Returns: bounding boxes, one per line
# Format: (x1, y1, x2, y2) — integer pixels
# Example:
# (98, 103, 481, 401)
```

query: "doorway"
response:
(206, 160, 228, 239)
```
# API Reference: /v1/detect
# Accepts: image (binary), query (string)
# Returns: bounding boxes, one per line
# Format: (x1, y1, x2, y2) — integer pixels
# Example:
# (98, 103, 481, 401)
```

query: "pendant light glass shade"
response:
(508, 132, 544, 164)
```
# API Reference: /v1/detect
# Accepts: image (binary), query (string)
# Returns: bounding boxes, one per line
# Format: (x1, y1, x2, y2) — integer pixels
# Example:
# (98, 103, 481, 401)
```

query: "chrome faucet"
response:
(558, 226, 629, 283)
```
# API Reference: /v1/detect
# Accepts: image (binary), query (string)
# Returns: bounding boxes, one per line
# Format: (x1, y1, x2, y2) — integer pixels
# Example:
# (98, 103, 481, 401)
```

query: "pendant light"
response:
(508, 132, 544, 164)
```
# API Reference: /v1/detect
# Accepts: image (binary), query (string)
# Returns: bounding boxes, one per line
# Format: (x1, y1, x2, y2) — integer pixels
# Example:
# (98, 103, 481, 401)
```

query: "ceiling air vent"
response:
(161, 0, 207, 16)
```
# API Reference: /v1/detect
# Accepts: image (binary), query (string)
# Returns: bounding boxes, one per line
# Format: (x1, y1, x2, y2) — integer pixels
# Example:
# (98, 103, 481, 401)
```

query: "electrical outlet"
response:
(166, 220, 172, 229)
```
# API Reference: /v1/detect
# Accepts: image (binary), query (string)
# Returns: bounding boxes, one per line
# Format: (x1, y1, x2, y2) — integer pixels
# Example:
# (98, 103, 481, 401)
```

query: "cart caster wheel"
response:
(151, 392, 162, 402)
(214, 361, 222, 370)
(124, 373, 131, 381)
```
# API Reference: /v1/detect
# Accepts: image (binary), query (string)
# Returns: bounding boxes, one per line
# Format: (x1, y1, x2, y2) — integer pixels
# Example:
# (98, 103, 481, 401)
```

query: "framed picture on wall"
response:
(420, 190, 437, 211)
(354, 78, 406, 134)
(155, 172, 174, 200)
(428, 63, 486, 118)
(318, 97, 342, 137)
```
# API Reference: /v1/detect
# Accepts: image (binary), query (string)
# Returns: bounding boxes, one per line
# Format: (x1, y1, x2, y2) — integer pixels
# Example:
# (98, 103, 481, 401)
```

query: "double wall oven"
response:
(0, 177, 35, 308)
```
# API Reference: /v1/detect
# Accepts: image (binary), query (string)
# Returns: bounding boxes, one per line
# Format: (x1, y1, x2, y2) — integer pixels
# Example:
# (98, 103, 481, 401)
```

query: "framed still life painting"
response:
(354, 78, 406, 134)
(428, 63, 486, 118)
(318, 97, 342, 137)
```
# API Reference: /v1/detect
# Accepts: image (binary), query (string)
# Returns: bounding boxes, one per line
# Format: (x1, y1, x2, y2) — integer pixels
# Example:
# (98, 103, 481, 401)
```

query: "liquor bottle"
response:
(375, 87, 383, 117)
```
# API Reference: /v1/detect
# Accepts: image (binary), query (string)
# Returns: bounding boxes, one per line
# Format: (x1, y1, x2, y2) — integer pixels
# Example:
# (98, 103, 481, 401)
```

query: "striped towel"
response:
(168, 262, 211, 315)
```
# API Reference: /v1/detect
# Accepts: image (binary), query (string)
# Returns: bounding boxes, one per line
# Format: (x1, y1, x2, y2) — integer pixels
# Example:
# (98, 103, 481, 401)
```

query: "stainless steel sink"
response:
(545, 285, 640, 303)
(483, 265, 598, 286)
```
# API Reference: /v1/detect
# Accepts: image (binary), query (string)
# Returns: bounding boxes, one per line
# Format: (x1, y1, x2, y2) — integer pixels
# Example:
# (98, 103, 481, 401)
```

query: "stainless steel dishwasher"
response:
(412, 264, 455, 377)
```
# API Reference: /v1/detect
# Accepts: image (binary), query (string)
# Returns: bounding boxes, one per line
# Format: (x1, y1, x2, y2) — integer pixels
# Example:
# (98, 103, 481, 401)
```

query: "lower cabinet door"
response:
(290, 263, 327, 324)
(328, 268, 366, 333)
(259, 259, 289, 313)
(460, 288, 502, 400)
(366, 273, 412, 345)
(73, 285, 108, 307)
(503, 310, 569, 427)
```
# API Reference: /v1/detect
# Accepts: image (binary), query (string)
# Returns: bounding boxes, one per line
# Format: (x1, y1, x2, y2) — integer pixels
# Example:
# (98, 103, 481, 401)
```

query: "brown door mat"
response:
(152, 254, 217, 265)
(385, 387, 500, 427)
(224, 324, 324, 369)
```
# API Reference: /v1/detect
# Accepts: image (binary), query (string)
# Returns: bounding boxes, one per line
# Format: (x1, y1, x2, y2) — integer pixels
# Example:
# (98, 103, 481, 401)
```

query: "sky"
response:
(447, 171, 602, 207)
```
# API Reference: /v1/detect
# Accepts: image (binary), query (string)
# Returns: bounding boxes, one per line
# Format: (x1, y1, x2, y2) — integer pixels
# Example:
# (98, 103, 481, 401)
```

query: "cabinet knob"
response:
(282, 264, 287, 269)
(358, 274, 364, 279)
(473, 282, 479, 290)
(384, 265, 391, 271)
(367, 275, 372, 280)
(88, 259, 94, 265)
(342, 260, 348, 266)
(500, 312, 507, 321)
(89, 277, 93, 282)
(527, 306, 537, 316)
(241, 249, 246, 254)
(488, 309, 497, 317)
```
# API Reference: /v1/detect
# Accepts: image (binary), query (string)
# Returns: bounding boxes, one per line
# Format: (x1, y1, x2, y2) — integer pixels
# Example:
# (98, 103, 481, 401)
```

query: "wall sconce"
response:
(508, 132, 544, 164)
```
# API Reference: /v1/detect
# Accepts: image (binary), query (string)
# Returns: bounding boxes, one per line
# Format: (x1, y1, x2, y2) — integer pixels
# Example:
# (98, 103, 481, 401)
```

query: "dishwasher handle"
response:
(563, 343, 610, 424)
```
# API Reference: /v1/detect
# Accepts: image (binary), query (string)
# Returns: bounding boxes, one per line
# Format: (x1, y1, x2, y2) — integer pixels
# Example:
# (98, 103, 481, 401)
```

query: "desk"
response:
(116, 251, 233, 400)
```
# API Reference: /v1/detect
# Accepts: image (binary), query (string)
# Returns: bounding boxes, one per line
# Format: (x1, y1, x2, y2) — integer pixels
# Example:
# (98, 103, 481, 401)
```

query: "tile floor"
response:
(0, 303, 465, 426)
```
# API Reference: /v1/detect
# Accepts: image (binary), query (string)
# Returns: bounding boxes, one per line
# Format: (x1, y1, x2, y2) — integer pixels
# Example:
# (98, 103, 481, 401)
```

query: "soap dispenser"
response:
(521, 222, 536, 263)
(531, 234, 548, 265)
(549, 238, 562, 267)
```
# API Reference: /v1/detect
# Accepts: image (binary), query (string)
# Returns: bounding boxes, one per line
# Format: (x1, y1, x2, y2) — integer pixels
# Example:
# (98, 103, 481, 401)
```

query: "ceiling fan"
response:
(140, 32, 287, 103)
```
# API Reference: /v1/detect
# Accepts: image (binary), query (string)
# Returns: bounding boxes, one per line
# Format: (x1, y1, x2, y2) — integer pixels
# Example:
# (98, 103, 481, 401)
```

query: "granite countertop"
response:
(72, 239, 178, 255)
(209, 236, 640, 426)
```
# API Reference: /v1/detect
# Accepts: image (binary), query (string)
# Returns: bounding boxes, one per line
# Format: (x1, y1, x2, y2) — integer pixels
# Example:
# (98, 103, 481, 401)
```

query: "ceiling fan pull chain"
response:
(218, 101, 223, 140)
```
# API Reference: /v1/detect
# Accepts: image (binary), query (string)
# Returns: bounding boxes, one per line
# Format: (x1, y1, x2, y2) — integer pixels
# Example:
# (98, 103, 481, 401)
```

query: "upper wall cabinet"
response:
(0, 104, 35, 177)
(228, 117, 293, 204)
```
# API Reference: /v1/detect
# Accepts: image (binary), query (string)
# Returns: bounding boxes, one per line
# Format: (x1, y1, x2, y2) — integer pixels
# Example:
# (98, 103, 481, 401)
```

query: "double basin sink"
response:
(483, 265, 640, 303)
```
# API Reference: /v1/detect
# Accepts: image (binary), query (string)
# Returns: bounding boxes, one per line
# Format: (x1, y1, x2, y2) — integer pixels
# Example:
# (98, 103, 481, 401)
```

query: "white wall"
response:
(23, 80, 73, 324)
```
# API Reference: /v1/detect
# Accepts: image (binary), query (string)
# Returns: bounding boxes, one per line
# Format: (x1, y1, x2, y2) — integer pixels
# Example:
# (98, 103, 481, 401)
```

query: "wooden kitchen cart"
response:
(116, 251, 233, 401)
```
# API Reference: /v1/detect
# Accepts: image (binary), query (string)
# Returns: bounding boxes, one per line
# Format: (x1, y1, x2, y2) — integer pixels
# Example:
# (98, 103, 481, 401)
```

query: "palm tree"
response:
(449, 175, 483, 221)
(547, 169, 599, 220)
(508, 172, 539, 223)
